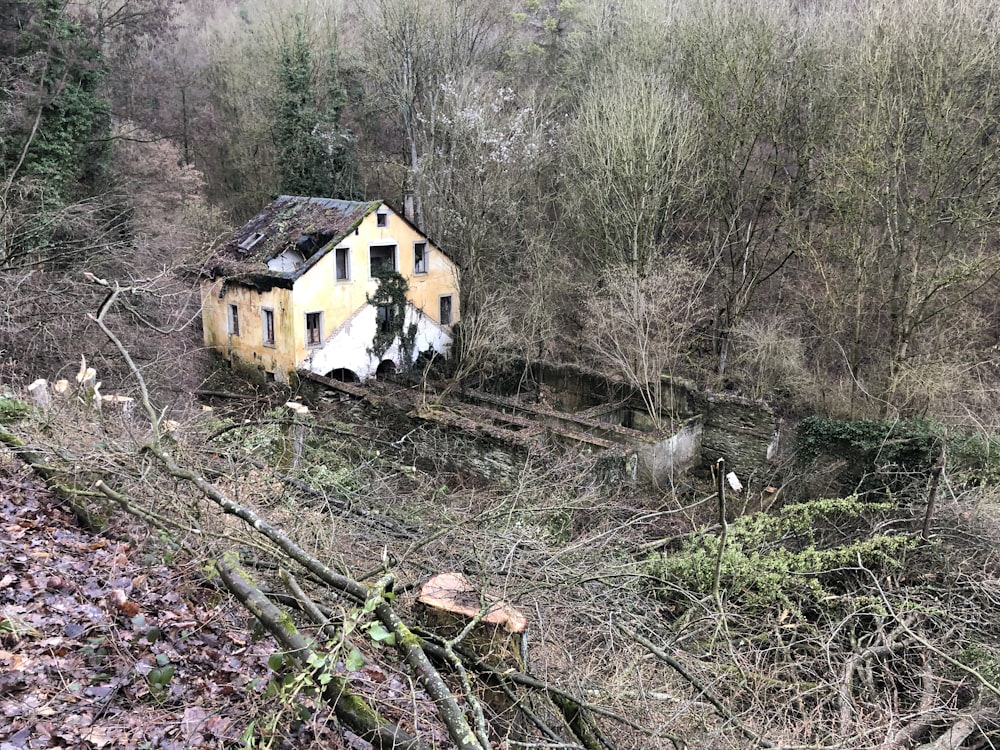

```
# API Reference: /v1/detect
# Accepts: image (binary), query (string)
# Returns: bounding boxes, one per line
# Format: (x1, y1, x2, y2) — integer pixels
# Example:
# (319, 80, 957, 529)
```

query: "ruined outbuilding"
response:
(200, 196, 459, 383)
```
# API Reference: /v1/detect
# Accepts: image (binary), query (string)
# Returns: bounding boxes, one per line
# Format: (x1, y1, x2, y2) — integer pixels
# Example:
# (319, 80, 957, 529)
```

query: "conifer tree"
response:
(2, 0, 111, 201)
(274, 17, 358, 199)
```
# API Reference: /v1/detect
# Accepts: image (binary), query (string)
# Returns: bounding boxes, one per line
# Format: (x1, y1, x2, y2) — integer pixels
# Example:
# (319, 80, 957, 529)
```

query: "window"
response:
(239, 232, 265, 251)
(376, 211, 388, 228)
(306, 311, 322, 346)
(335, 247, 350, 281)
(413, 242, 427, 274)
(439, 295, 453, 326)
(262, 308, 275, 346)
(228, 304, 240, 336)
(376, 304, 396, 334)
(370, 245, 396, 277)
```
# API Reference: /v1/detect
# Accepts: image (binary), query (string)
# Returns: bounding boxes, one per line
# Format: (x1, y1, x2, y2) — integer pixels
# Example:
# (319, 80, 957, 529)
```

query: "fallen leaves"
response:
(0, 460, 461, 750)
(0, 466, 276, 749)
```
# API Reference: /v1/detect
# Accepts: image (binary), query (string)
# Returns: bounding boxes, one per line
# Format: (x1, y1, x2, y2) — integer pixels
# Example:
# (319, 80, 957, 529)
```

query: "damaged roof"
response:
(202, 195, 381, 288)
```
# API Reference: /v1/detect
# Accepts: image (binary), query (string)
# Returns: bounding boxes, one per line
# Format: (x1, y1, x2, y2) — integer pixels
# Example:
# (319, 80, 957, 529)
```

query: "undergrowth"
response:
(646, 495, 916, 619)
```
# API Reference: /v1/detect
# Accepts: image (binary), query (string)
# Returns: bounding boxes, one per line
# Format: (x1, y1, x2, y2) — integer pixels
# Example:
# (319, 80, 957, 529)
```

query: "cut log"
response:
(28, 379, 50, 408)
(418, 572, 529, 744)
(284, 402, 311, 469)
(101, 394, 135, 419)
(419, 572, 527, 634)
(75, 356, 101, 410)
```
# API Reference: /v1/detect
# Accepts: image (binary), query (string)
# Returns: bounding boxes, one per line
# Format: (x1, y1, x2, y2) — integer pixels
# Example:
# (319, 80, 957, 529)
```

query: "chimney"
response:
(403, 192, 416, 225)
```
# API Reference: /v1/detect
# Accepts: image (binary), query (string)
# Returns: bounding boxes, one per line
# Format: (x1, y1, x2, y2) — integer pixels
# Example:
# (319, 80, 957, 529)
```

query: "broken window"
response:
(376, 210, 388, 228)
(439, 295, 453, 326)
(370, 245, 396, 277)
(262, 308, 275, 346)
(306, 311, 322, 346)
(413, 242, 427, 274)
(335, 247, 350, 281)
(296, 231, 335, 259)
(228, 304, 240, 336)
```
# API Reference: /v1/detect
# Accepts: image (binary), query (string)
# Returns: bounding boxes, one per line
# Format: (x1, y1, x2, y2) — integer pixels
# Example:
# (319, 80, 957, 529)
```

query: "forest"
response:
(2, 0, 1000, 748)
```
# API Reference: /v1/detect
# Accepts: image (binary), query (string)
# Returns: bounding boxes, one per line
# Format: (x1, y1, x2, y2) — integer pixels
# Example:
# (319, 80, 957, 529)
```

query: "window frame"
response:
(228, 303, 240, 336)
(369, 244, 398, 278)
(376, 210, 388, 228)
(262, 307, 276, 347)
(334, 246, 351, 281)
(305, 311, 323, 348)
(439, 294, 453, 327)
(413, 241, 428, 275)
(376, 304, 396, 334)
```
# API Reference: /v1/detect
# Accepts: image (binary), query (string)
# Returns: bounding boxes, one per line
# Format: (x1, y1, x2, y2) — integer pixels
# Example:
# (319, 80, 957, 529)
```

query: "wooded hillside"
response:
(1, 0, 998, 419)
(2, 1, 1000, 749)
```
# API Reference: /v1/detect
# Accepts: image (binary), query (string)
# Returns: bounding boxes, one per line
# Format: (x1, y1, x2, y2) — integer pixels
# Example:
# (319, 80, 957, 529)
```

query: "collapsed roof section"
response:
(201, 196, 380, 289)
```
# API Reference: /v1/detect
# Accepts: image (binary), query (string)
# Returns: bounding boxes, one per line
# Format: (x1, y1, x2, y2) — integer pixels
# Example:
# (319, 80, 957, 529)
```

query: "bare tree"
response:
(802, 0, 1000, 415)
(348, 0, 512, 221)
(585, 260, 706, 428)
(566, 63, 699, 276)
(670, 0, 832, 376)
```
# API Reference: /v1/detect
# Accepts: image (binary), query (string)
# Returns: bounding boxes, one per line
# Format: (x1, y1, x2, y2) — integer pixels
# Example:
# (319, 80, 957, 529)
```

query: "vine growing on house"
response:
(366, 268, 416, 370)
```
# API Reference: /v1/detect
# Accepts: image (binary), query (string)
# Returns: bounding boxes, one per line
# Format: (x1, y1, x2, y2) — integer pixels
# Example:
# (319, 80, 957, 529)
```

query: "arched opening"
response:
(375, 359, 397, 379)
(326, 368, 359, 383)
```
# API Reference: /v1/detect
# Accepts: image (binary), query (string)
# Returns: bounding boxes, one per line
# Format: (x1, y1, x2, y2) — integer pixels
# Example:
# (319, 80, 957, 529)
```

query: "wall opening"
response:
(326, 368, 360, 383)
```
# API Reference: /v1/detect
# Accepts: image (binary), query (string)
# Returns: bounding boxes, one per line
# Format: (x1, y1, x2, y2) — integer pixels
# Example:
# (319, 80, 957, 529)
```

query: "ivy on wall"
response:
(366, 269, 417, 370)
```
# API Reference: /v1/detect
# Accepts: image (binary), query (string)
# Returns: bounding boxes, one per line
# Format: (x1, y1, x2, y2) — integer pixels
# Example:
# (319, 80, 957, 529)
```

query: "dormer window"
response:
(376, 211, 388, 228)
(239, 232, 265, 251)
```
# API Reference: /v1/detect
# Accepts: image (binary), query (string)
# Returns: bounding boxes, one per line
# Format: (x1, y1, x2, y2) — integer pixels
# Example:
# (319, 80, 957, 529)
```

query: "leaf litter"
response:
(0, 462, 445, 749)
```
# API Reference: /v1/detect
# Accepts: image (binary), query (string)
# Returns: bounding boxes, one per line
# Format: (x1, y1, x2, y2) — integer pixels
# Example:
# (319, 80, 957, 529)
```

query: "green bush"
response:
(795, 416, 1000, 491)
(0, 398, 30, 425)
(795, 416, 940, 494)
(646, 495, 915, 618)
(948, 432, 1000, 486)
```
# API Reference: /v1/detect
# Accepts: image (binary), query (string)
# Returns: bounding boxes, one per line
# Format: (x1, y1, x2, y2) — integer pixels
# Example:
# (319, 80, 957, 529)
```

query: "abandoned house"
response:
(200, 196, 460, 382)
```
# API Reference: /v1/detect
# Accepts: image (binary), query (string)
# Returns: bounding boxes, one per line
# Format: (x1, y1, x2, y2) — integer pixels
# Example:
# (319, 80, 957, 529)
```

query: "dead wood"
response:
(551, 690, 608, 750)
(195, 389, 256, 400)
(215, 555, 432, 750)
(619, 623, 775, 748)
(922, 441, 947, 541)
(839, 622, 913, 735)
(241, 455, 414, 537)
(913, 711, 999, 750)
(145, 441, 487, 750)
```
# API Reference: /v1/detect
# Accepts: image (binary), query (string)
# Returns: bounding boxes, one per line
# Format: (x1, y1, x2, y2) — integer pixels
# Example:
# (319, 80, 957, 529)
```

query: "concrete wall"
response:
(491, 361, 778, 482)
(300, 302, 453, 380)
(633, 415, 704, 488)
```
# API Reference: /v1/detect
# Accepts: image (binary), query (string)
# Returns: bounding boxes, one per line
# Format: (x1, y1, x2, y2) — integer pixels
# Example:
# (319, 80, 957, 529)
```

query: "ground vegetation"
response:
(1, 0, 1000, 748)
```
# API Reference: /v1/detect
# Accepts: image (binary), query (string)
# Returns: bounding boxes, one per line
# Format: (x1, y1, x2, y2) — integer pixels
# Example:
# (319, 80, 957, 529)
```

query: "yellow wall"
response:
(201, 203, 459, 379)
(200, 279, 294, 379)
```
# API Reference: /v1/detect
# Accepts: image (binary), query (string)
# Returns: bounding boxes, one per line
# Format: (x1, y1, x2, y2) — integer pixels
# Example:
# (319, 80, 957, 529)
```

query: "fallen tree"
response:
(0, 277, 658, 749)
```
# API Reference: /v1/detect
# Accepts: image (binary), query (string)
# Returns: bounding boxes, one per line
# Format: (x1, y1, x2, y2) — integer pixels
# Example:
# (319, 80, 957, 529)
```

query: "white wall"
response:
(299, 303, 452, 381)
